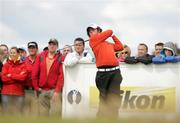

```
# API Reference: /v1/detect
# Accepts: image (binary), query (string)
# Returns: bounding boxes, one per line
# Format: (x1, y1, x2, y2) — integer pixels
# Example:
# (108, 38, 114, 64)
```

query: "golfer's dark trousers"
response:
(95, 68, 122, 118)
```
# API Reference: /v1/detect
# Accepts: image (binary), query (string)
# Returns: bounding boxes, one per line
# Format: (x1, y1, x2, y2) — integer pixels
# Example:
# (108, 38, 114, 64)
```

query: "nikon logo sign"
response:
(90, 87, 176, 112)
(120, 90, 165, 110)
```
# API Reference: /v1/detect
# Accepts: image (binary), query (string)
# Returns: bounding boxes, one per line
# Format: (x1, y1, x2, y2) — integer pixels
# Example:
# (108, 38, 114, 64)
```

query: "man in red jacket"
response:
(24, 41, 39, 115)
(32, 38, 64, 116)
(87, 24, 124, 118)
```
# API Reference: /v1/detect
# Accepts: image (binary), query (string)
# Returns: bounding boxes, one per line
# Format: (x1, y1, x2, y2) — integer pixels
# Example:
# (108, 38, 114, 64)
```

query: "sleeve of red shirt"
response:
(55, 63, 64, 92)
(112, 35, 124, 51)
(1, 63, 13, 83)
(90, 30, 113, 48)
(11, 64, 28, 82)
(32, 54, 41, 91)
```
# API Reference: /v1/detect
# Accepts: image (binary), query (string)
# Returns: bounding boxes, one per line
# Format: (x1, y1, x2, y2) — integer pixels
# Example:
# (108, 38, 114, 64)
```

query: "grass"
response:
(0, 115, 179, 123)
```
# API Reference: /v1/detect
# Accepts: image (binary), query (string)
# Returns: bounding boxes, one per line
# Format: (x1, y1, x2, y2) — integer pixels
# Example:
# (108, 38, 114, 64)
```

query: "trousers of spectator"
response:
(1, 95, 25, 115)
(24, 89, 39, 116)
(38, 89, 62, 117)
(95, 69, 122, 118)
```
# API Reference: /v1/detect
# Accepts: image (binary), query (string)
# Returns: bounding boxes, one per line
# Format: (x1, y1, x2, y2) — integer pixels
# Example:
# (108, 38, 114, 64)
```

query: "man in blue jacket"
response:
(152, 42, 180, 63)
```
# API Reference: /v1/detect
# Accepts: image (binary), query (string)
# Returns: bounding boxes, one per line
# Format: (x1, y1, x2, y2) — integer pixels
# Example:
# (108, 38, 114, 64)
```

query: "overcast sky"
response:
(0, 0, 179, 54)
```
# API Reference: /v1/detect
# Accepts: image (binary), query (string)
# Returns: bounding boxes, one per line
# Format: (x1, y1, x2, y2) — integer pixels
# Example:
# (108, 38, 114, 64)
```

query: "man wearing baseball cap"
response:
(87, 23, 124, 118)
(24, 41, 39, 115)
(48, 38, 59, 46)
(28, 42, 38, 49)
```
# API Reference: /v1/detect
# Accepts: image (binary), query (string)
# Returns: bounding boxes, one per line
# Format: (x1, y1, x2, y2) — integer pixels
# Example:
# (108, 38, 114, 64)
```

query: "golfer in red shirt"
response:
(87, 23, 124, 117)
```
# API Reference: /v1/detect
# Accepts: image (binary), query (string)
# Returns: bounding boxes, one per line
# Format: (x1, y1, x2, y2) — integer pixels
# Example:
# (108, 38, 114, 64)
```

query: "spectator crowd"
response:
(0, 24, 180, 118)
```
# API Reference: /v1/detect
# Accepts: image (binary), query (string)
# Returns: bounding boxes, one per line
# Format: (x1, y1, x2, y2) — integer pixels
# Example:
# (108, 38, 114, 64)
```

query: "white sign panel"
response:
(62, 63, 180, 118)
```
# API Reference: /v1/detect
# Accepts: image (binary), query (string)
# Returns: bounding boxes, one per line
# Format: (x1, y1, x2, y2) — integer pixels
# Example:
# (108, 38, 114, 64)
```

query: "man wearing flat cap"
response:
(32, 38, 64, 116)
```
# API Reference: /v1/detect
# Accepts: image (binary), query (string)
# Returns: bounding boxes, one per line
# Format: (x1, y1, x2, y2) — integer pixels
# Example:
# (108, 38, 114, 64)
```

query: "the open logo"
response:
(67, 90, 82, 104)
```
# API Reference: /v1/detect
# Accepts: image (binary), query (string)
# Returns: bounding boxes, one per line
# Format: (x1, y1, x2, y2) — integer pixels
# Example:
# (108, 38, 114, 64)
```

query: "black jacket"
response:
(125, 54, 154, 65)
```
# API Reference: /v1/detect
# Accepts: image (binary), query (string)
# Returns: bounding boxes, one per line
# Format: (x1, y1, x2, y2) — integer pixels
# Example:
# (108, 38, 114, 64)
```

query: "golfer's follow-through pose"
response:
(87, 24, 124, 118)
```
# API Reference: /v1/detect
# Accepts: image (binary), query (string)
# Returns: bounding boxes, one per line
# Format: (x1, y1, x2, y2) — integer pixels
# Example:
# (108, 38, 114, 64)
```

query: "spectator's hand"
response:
(38, 88, 44, 93)
(20, 71, 25, 75)
(52, 92, 59, 102)
(34, 91, 38, 98)
(34, 88, 42, 98)
(7, 74, 11, 77)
